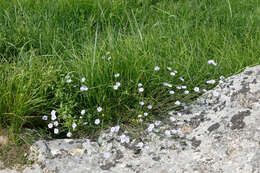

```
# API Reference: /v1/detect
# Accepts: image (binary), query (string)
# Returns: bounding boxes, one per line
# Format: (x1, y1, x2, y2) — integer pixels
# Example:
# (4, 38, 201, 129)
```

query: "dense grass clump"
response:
(0, 0, 259, 143)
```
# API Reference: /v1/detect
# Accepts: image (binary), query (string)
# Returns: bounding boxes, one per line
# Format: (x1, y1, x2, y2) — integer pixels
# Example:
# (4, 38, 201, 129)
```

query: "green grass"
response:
(0, 0, 260, 169)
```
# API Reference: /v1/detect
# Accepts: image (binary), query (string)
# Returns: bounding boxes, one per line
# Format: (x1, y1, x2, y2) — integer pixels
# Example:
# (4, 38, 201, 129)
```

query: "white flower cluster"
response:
(163, 82, 172, 88)
(113, 82, 121, 90)
(110, 125, 120, 133)
(80, 85, 88, 91)
(43, 110, 60, 135)
(137, 83, 144, 93)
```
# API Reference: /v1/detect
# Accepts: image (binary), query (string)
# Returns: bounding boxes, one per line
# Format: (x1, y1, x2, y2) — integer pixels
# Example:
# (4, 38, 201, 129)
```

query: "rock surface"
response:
(1, 65, 260, 173)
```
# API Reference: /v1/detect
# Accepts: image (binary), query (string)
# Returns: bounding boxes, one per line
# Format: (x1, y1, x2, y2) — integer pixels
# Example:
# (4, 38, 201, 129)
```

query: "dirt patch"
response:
(0, 128, 9, 146)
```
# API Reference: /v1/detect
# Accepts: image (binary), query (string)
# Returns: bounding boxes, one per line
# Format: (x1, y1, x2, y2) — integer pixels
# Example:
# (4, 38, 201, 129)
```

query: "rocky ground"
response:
(1, 65, 260, 173)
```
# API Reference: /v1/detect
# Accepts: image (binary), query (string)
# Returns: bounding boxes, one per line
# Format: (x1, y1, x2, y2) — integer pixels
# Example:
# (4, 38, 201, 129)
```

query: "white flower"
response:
(83, 122, 88, 125)
(51, 110, 56, 115)
(95, 119, 100, 125)
(177, 112, 182, 116)
(163, 82, 168, 86)
(81, 110, 86, 115)
(154, 66, 160, 71)
(72, 122, 77, 129)
(144, 112, 148, 116)
(106, 51, 110, 55)
(97, 107, 102, 112)
(79, 116, 82, 119)
(147, 105, 152, 109)
(114, 73, 120, 78)
(184, 90, 189, 94)
(107, 56, 111, 61)
(80, 85, 88, 91)
(67, 132, 72, 138)
(163, 82, 172, 88)
(138, 83, 143, 87)
(175, 101, 181, 105)
(42, 115, 48, 120)
(67, 79, 72, 83)
(103, 152, 111, 159)
(81, 77, 86, 83)
(120, 134, 130, 144)
(110, 127, 116, 133)
(114, 125, 120, 132)
(53, 121, 59, 127)
(165, 130, 171, 136)
(170, 72, 176, 76)
(136, 142, 144, 148)
(48, 123, 53, 129)
(208, 60, 217, 66)
(206, 80, 216, 84)
(113, 85, 119, 90)
(170, 116, 176, 122)
(51, 110, 56, 120)
(169, 90, 175, 95)
(138, 114, 142, 118)
(181, 85, 187, 89)
(138, 87, 144, 93)
(207, 79, 216, 84)
(139, 119, 143, 123)
(101, 56, 106, 60)
(154, 121, 161, 126)
(194, 87, 200, 92)
(167, 83, 172, 88)
(220, 76, 225, 80)
(139, 101, 144, 106)
(179, 77, 184, 82)
(174, 70, 178, 73)
(167, 67, 172, 71)
(111, 126, 120, 133)
(115, 82, 121, 86)
(176, 86, 182, 89)
(147, 124, 155, 132)
(125, 137, 130, 144)
(54, 128, 59, 134)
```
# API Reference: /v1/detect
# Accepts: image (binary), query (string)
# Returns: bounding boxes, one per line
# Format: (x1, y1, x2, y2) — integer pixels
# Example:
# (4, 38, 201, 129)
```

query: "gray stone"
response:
(1, 65, 260, 173)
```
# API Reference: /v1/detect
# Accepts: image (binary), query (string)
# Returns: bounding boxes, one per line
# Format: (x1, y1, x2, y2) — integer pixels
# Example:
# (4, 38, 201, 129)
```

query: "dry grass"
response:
(0, 128, 38, 171)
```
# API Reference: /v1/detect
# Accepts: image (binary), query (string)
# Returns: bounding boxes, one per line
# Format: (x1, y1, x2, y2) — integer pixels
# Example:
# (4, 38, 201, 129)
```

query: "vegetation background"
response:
(0, 0, 259, 169)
